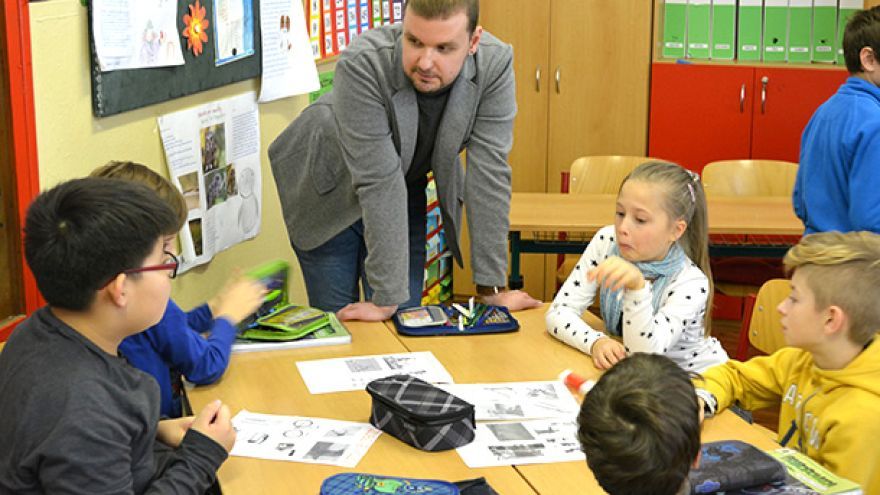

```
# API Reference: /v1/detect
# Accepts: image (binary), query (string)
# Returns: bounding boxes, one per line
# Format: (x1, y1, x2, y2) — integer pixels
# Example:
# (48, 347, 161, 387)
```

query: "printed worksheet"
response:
(296, 351, 454, 394)
(456, 419, 584, 468)
(438, 381, 580, 421)
(231, 410, 380, 467)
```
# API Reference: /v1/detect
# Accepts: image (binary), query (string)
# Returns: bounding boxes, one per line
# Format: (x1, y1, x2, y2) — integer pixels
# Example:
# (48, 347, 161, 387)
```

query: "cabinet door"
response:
(750, 67, 847, 161)
(547, 0, 652, 186)
(649, 63, 753, 173)
(454, 0, 551, 300)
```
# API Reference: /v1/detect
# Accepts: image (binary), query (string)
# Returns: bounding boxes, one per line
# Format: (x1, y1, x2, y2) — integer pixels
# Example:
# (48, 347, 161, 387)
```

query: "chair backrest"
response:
(748, 278, 791, 355)
(568, 156, 657, 195)
(701, 160, 798, 197)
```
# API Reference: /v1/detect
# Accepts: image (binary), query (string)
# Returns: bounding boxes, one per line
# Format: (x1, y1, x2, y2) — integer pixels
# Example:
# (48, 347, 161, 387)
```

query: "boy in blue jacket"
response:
(794, 6, 880, 233)
(92, 161, 266, 417)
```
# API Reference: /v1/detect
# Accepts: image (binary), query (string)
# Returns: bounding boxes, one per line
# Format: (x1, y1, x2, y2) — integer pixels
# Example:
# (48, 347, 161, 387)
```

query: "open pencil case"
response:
(392, 304, 519, 336)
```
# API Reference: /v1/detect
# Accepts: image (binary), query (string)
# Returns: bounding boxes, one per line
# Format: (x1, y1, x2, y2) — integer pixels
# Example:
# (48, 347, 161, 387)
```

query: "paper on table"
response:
(456, 419, 584, 468)
(438, 381, 580, 421)
(296, 351, 454, 394)
(92, 0, 185, 71)
(231, 410, 381, 467)
(258, 0, 320, 102)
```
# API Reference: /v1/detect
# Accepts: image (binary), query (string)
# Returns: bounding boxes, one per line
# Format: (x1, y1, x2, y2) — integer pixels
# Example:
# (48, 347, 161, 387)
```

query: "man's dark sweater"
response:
(0, 307, 228, 494)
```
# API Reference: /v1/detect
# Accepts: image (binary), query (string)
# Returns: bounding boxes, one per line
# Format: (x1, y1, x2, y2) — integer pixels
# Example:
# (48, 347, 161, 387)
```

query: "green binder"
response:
(663, 0, 689, 59)
(738, 0, 764, 61)
(763, 0, 790, 62)
(811, 0, 838, 63)
(788, 0, 813, 63)
(711, 0, 737, 60)
(686, 0, 712, 59)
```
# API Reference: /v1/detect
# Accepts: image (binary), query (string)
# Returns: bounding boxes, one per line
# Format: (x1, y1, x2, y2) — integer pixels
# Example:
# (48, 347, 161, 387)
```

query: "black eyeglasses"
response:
(122, 251, 180, 279)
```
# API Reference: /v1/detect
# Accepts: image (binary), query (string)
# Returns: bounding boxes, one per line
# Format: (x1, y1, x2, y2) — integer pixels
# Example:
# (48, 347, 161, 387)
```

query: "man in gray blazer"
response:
(269, 0, 540, 321)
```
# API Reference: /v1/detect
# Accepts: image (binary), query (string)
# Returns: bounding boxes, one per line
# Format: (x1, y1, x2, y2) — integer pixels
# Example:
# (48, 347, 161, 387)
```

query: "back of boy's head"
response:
(623, 161, 714, 331)
(784, 231, 880, 345)
(90, 161, 187, 230)
(578, 353, 700, 495)
(843, 6, 880, 74)
(24, 177, 179, 311)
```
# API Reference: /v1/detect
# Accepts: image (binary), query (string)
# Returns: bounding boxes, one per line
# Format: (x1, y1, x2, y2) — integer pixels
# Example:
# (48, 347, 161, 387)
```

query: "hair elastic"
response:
(687, 183, 696, 203)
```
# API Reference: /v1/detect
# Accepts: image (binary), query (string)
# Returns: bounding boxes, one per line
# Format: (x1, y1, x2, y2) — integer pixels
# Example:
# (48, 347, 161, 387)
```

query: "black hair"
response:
(843, 6, 880, 74)
(24, 177, 179, 310)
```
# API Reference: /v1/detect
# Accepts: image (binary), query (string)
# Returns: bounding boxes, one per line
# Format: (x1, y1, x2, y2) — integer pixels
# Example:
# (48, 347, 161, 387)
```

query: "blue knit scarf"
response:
(600, 242, 686, 336)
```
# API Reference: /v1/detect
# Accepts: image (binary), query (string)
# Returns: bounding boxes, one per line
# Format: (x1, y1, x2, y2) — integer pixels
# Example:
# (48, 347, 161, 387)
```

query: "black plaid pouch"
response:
(366, 374, 475, 452)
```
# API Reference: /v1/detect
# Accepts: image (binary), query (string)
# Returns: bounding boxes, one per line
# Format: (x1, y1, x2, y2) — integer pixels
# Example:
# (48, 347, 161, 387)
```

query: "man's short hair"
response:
(90, 161, 187, 231)
(843, 6, 880, 74)
(406, 0, 479, 35)
(578, 354, 700, 495)
(24, 177, 179, 311)
(784, 231, 880, 345)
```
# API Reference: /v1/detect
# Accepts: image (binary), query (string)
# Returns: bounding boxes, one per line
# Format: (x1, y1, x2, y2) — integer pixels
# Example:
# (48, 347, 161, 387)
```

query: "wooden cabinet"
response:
(648, 63, 847, 173)
(452, 0, 652, 301)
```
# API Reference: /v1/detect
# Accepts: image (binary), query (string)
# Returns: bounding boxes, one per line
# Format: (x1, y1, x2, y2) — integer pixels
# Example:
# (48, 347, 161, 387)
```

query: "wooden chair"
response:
(736, 279, 791, 360)
(701, 160, 799, 310)
(556, 156, 657, 285)
(701, 159, 798, 197)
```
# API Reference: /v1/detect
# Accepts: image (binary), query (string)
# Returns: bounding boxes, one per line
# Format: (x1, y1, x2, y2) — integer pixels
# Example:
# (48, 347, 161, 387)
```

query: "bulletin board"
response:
(88, 0, 262, 117)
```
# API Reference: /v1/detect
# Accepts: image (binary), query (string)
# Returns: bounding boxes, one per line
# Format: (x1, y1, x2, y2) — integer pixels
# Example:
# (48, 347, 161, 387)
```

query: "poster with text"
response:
(158, 91, 261, 272)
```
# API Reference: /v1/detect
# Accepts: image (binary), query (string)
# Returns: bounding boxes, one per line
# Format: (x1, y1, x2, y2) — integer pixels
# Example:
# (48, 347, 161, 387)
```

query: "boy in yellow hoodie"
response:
(696, 231, 880, 493)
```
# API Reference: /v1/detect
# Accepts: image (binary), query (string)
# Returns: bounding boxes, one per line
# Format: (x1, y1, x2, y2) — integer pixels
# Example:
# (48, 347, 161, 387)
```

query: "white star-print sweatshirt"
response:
(545, 226, 728, 373)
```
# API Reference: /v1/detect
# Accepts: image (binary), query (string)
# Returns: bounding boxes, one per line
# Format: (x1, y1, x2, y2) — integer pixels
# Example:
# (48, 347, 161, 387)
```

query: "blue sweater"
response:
(119, 300, 236, 418)
(794, 77, 880, 234)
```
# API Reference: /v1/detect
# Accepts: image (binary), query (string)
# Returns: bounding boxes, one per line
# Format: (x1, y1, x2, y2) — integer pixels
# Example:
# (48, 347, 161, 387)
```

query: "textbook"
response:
(233, 313, 351, 353)
(768, 448, 862, 495)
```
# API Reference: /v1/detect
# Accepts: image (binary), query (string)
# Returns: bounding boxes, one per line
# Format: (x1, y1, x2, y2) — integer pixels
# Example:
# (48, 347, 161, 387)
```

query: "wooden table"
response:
(508, 192, 805, 288)
(188, 320, 537, 494)
(190, 307, 780, 494)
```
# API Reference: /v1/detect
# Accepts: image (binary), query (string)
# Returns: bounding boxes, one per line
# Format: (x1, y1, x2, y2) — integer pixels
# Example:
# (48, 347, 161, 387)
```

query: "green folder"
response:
(738, 0, 764, 61)
(811, 0, 837, 63)
(687, 0, 712, 59)
(662, 0, 688, 59)
(711, 0, 737, 60)
(788, 0, 813, 63)
(837, 0, 862, 65)
(763, 0, 790, 62)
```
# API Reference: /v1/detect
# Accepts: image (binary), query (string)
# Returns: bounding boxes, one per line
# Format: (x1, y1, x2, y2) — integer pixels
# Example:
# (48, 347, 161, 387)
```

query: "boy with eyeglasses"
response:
(91, 161, 266, 418)
(0, 178, 234, 493)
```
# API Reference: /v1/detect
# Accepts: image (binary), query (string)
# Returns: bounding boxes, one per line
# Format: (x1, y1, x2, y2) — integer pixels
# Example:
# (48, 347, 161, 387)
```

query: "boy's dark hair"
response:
(406, 0, 479, 35)
(578, 354, 701, 495)
(24, 177, 179, 311)
(843, 6, 880, 74)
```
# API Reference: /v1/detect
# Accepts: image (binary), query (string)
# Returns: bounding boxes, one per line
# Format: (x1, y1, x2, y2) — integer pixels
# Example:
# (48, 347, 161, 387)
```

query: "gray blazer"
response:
(269, 24, 515, 306)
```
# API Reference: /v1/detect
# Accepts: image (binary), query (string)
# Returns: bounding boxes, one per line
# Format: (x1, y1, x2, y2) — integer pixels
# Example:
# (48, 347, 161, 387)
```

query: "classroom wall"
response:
(29, 0, 308, 309)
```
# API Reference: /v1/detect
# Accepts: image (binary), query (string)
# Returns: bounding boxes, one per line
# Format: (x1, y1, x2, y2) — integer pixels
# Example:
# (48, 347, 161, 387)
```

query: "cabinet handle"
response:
(739, 84, 746, 113)
(555, 66, 561, 94)
(535, 65, 541, 92)
(761, 76, 769, 114)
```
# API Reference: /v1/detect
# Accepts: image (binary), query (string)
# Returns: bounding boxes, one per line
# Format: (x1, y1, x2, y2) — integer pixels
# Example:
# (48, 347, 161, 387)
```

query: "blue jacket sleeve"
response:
(152, 300, 236, 386)
(186, 304, 214, 333)
(848, 122, 880, 232)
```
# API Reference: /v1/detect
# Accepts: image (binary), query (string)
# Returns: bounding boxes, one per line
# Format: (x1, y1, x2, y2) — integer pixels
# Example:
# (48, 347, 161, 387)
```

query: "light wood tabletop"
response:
(388, 304, 781, 495)
(187, 320, 537, 495)
(509, 192, 803, 235)
(190, 307, 780, 494)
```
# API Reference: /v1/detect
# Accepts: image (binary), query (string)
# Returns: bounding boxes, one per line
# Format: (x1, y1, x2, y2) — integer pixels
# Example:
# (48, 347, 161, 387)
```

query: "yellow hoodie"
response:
(700, 337, 880, 494)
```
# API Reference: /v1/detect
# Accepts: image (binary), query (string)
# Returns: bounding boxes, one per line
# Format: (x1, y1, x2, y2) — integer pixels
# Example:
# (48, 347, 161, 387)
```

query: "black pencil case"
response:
(366, 374, 475, 452)
(392, 304, 519, 336)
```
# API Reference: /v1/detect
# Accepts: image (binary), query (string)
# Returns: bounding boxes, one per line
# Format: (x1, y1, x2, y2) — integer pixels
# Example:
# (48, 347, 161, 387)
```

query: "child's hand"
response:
(192, 399, 236, 452)
(210, 275, 267, 324)
(156, 416, 195, 447)
(587, 256, 646, 292)
(590, 337, 627, 370)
